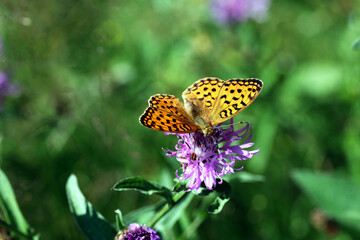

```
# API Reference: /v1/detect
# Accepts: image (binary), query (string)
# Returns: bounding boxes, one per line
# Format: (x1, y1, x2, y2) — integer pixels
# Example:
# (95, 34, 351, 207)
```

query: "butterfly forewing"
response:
(182, 78, 224, 121)
(140, 78, 263, 134)
(139, 94, 200, 133)
(210, 78, 263, 125)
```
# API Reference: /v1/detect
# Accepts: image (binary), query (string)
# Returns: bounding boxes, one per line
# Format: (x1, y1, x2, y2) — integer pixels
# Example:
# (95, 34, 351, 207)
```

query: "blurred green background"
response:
(1, 0, 360, 239)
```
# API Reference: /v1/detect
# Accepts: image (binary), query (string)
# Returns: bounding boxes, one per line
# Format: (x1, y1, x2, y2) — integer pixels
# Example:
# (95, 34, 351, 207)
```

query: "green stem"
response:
(179, 211, 207, 240)
(0, 219, 34, 240)
(148, 191, 188, 228)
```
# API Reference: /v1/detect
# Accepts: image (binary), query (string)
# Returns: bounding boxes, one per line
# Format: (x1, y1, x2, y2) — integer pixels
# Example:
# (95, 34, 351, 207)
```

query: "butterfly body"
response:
(182, 97, 215, 136)
(140, 78, 262, 135)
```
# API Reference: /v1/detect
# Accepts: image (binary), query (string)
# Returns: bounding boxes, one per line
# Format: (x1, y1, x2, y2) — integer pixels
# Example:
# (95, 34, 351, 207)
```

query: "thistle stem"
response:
(0, 219, 34, 240)
(148, 191, 189, 228)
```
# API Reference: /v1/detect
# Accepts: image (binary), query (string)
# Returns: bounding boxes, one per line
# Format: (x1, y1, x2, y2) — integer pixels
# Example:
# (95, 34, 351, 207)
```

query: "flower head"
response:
(114, 223, 161, 240)
(0, 72, 18, 108)
(165, 120, 259, 192)
(0, 36, 20, 108)
(211, 0, 271, 25)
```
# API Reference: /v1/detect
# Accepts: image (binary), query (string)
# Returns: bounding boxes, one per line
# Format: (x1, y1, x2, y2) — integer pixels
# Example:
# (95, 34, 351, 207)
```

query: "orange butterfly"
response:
(140, 77, 263, 135)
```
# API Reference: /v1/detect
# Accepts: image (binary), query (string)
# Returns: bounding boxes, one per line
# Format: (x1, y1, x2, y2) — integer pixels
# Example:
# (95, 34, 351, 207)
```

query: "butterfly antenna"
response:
(211, 135, 217, 145)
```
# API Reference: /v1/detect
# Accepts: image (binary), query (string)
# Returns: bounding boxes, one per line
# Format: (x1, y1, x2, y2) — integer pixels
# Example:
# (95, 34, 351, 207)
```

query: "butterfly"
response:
(139, 77, 263, 136)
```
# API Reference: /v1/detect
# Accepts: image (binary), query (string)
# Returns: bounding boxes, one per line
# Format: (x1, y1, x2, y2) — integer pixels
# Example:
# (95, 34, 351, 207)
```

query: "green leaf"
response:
(66, 174, 117, 240)
(207, 181, 232, 214)
(112, 177, 174, 205)
(0, 168, 36, 239)
(115, 209, 126, 231)
(352, 37, 360, 51)
(292, 170, 360, 231)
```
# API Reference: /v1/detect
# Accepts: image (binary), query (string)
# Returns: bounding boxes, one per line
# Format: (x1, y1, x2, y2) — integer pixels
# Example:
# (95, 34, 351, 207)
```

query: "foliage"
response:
(1, 0, 360, 239)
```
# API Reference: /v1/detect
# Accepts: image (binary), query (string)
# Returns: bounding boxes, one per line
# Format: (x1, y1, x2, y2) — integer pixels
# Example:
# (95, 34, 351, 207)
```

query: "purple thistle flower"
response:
(114, 223, 161, 240)
(164, 120, 259, 192)
(0, 72, 19, 108)
(211, 0, 271, 25)
(0, 36, 20, 108)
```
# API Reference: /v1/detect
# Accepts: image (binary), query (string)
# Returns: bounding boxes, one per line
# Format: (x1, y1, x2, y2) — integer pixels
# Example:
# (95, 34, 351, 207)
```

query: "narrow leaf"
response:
(66, 174, 117, 240)
(0, 169, 35, 239)
(207, 181, 232, 214)
(292, 170, 360, 231)
(112, 177, 173, 205)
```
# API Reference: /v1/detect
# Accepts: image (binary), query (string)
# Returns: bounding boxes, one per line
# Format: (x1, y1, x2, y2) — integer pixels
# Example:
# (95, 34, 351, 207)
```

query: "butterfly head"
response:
(202, 126, 215, 136)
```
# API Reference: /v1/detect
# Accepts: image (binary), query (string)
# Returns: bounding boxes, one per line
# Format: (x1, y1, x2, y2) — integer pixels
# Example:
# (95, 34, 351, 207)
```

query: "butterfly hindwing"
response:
(139, 94, 200, 133)
(210, 78, 263, 125)
(140, 78, 263, 134)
